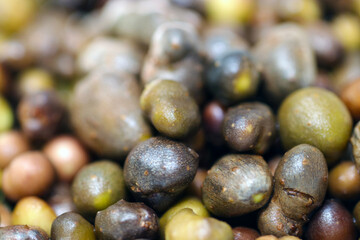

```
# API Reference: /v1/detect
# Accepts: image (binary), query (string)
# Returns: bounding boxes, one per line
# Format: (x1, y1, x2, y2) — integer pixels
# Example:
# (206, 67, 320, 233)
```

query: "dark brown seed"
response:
(95, 199, 159, 240)
(306, 200, 357, 240)
(275, 144, 328, 220)
(222, 102, 275, 154)
(258, 144, 328, 237)
(124, 137, 199, 212)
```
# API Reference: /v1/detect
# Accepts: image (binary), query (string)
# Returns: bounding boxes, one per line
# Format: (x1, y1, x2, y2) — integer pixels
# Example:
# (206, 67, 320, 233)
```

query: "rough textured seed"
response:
(124, 137, 199, 212)
(95, 199, 159, 240)
(258, 144, 328, 237)
(222, 102, 275, 154)
(202, 154, 272, 217)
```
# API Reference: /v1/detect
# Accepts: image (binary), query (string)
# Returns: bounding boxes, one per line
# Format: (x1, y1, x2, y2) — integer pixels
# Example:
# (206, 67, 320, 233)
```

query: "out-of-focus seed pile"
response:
(1, 0, 360, 239)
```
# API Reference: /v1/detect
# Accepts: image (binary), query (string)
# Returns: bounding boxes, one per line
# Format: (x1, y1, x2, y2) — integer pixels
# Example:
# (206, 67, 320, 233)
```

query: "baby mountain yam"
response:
(95, 200, 159, 240)
(202, 154, 273, 217)
(205, 50, 259, 105)
(51, 212, 95, 240)
(253, 23, 316, 105)
(223, 102, 275, 154)
(141, 79, 200, 139)
(258, 144, 328, 237)
(278, 87, 352, 165)
(71, 161, 126, 219)
(124, 137, 199, 212)
(141, 21, 204, 103)
(71, 69, 152, 159)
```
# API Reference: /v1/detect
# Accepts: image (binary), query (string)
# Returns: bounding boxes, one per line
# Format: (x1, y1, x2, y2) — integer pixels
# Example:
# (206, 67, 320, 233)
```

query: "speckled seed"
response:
(223, 102, 275, 154)
(258, 144, 328, 237)
(124, 137, 199, 212)
(202, 154, 273, 217)
(95, 199, 159, 240)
